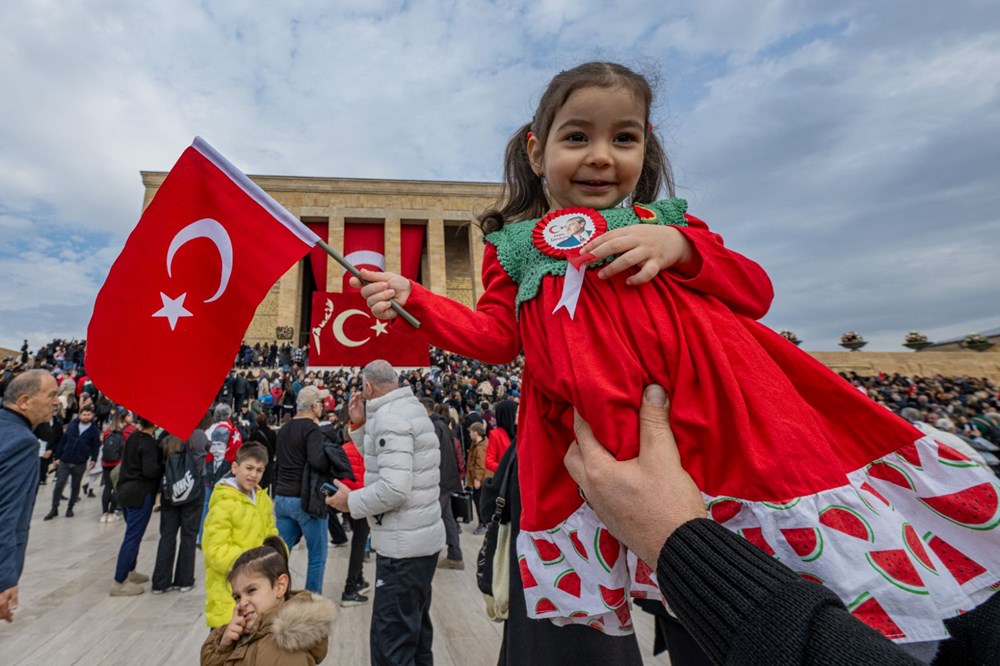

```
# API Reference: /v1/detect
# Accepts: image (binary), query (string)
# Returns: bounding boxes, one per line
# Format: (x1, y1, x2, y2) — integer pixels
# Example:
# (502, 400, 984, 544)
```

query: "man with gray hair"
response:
(325, 359, 444, 665)
(273, 384, 332, 593)
(1, 370, 60, 622)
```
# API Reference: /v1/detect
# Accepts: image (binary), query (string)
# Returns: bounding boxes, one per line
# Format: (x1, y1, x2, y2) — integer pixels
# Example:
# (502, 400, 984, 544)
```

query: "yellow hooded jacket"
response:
(202, 479, 280, 627)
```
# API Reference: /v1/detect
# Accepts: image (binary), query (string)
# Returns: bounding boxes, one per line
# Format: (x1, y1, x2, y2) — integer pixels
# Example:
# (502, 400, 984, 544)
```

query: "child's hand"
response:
(582, 225, 697, 286)
(220, 607, 246, 647)
(350, 269, 412, 320)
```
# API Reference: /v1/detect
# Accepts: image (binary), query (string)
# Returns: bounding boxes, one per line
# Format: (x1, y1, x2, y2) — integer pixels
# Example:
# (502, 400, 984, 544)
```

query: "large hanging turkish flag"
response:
(336, 223, 424, 289)
(309, 291, 430, 367)
(86, 137, 319, 438)
(308, 222, 428, 366)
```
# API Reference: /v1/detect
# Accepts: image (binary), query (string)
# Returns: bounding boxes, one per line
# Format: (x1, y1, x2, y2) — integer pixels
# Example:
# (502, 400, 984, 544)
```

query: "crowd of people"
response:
(0, 337, 530, 660)
(844, 371, 1000, 474)
(4, 332, 1000, 663)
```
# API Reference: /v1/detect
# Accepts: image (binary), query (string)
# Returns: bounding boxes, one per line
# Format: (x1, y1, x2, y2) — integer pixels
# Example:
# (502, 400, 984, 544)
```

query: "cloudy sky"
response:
(1, 0, 997, 353)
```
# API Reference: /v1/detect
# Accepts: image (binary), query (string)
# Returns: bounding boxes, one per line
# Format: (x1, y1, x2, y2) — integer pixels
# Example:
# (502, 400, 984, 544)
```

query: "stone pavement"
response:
(1, 484, 670, 665)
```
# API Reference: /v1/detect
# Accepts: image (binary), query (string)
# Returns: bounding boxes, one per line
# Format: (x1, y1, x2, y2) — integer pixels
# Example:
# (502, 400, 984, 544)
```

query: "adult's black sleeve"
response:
(657, 519, 922, 666)
(305, 424, 331, 473)
(141, 439, 165, 482)
(54, 426, 69, 461)
(86, 427, 101, 462)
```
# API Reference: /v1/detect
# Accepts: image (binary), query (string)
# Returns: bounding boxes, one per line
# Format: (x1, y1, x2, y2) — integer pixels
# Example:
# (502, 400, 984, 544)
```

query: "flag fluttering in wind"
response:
(86, 137, 319, 438)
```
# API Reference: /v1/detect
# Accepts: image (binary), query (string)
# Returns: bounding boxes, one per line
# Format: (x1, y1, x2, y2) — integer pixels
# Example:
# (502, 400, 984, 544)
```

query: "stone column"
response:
(384, 215, 401, 274)
(469, 223, 485, 304)
(326, 214, 345, 293)
(273, 207, 304, 343)
(276, 260, 302, 343)
(427, 217, 446, 295)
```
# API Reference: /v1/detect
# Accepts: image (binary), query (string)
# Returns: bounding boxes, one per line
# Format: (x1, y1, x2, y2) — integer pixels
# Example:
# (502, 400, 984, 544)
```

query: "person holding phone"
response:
(323, 359, 444, 665)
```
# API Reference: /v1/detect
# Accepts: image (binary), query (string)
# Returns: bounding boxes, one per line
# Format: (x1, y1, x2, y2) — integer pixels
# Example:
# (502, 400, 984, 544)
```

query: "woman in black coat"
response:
(110, 416, 163, 596)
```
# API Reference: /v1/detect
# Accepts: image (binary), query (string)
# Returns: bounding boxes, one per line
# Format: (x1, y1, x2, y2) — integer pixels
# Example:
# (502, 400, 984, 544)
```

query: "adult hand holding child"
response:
(564, 384, 704, 565)
(566, 383, 927, 665)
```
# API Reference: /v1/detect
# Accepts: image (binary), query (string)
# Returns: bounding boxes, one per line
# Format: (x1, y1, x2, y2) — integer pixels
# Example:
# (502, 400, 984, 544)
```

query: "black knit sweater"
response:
(658, 519, 923, 665)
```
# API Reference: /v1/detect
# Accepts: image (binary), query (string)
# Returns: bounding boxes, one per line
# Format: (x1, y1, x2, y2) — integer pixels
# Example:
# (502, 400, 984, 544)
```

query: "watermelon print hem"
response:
(706, 435, 1000, 643)
(517, 502, 660, 636)
(517, 436, 1000, 643)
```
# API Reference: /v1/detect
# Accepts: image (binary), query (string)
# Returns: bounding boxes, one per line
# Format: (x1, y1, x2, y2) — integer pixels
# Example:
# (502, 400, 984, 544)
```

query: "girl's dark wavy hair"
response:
(479, 62, 674, 235)
(227, 535, 291, 600)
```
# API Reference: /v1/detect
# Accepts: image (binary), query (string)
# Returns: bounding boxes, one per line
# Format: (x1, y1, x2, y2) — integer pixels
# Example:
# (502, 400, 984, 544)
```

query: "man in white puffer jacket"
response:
(326, 359, 444, 666)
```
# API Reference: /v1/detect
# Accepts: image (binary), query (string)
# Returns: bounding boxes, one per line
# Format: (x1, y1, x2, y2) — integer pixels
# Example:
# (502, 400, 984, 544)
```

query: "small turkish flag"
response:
(86, 137, 319, 438)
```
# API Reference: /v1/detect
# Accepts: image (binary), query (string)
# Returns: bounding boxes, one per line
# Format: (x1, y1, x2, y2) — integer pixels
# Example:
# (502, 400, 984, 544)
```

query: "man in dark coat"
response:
(233, 371, 249, 411)
(45, 403, 100, 519)
(218, 371, 235, 408)
(1, 370, 60, 622)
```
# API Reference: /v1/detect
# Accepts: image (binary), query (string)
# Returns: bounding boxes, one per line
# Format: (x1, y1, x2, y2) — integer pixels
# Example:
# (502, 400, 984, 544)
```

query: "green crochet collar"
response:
(485, 198, 688, 315)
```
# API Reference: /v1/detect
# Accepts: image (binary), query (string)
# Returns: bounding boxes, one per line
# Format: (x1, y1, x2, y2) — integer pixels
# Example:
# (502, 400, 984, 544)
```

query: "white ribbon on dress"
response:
(552, 251, 595, 319)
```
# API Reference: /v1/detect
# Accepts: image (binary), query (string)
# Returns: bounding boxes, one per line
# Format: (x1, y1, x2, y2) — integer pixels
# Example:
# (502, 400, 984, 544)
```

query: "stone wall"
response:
(444, 223, 473, 308)
(808, 351, 1000, 383)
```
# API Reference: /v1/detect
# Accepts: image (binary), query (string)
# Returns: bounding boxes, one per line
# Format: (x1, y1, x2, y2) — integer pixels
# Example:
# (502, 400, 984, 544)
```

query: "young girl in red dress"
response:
(353, 62, 1000, 647)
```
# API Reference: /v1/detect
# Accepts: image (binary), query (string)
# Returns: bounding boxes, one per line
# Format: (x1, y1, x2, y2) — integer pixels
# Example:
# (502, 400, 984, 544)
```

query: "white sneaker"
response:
(100, 514, 108, 523)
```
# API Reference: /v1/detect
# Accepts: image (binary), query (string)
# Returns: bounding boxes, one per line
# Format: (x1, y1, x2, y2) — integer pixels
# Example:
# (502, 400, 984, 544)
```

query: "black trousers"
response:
(328, 510, 348, 545)
(438, 493, 462, 560)
(152, 500, 201, 590)
(38, 457, 51, 488)
(346, 515, 370, 589)
(371, 553, 438, 666)
(51, 462, 86, 509)
(101, 467, 118, 514)
(472, 486, 485, 526)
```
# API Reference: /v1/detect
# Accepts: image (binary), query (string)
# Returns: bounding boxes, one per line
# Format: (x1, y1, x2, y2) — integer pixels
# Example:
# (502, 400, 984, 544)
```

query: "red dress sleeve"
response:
(670, 213, 774, 320)
(394, 243, 522, 364)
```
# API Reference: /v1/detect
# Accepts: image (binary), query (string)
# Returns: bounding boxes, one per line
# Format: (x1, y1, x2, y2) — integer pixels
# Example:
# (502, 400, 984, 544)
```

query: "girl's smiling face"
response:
(528, 85, 647, 212)
(231, 571, 288, 629)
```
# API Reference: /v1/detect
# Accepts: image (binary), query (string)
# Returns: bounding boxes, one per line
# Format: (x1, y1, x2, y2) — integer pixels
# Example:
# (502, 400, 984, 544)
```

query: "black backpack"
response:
(161, 442, 203, 505)
(101, 431, 124, 464)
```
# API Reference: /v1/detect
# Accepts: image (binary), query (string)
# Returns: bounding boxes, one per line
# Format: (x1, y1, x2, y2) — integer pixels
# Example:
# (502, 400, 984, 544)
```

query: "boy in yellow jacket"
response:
(202, 443, 281, 627)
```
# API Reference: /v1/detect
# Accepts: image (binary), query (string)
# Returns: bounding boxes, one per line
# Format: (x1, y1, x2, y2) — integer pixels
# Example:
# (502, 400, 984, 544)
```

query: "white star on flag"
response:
(371, 319, 388, 337)
(152, 292, 193, 330)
